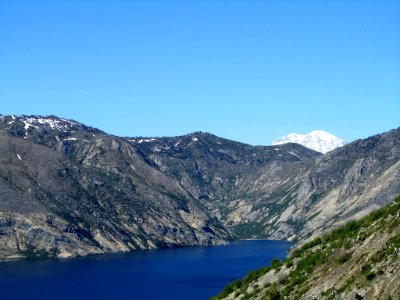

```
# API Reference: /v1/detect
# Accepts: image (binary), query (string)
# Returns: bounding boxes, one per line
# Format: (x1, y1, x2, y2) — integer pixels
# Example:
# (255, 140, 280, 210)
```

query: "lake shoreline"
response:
(0, 238, 293, 263)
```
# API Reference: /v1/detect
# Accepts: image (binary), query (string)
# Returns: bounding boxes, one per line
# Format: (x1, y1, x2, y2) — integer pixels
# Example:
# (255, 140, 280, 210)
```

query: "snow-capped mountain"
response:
(272, 130, 345, 154)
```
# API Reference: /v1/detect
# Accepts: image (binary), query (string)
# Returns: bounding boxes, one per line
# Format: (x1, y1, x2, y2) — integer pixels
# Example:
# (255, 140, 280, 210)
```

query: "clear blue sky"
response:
(1, 0, 399, 145)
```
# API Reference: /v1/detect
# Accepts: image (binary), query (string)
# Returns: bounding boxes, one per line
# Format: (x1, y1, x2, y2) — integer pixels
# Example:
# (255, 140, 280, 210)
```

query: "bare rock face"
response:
(0, 114, 399, 260)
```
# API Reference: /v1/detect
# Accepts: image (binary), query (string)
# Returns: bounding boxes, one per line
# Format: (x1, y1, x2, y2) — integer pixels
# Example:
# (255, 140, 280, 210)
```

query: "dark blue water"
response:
(0, 240, 291, 300)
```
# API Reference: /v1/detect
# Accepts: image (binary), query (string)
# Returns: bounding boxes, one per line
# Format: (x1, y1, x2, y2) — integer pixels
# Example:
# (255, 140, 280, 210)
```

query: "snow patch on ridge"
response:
(288, 151, 302, 160)
(137, 138, 156, 143)
(5, 115, 84, 133)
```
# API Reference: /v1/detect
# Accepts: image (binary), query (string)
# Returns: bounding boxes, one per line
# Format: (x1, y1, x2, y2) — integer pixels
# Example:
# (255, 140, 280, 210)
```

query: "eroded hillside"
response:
(134, 128, 400, 241)
(0, 116, 229, 259)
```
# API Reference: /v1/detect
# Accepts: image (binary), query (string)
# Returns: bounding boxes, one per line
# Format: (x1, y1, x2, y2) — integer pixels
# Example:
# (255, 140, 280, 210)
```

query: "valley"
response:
(0, 114, 399, 262)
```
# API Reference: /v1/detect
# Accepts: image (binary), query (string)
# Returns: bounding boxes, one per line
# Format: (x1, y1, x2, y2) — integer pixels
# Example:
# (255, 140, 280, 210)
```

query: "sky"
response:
(1, 0, 399, 145)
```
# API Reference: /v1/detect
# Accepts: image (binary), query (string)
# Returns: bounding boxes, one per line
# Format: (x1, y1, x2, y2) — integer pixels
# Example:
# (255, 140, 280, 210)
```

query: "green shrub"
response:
(214, 279, 243, 299)
(366, 271, 376, 281)
(265, 285, 280, 300)
(286, 260, 293, 268)
(303, 237, 323, 249)
(242, 267, 269, 285)
(390, 234, 400, 247)
(361, 264, 371, 275)
(344, 239, 352, 249)
(337, 252, 352, 264)
(271, 259, 282, 269)
(291, 248, 303, 259)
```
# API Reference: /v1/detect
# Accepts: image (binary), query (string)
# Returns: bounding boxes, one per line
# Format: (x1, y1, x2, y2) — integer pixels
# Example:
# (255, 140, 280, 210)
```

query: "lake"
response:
(0, 240, 292, 300)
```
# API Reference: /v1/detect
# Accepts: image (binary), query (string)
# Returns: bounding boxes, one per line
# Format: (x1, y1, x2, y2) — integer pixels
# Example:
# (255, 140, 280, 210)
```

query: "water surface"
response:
(0, 240, 291, 299)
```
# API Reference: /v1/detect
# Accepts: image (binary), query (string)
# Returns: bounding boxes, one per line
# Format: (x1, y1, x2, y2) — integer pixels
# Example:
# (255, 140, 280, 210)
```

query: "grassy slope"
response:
(212, 195, 400, 300)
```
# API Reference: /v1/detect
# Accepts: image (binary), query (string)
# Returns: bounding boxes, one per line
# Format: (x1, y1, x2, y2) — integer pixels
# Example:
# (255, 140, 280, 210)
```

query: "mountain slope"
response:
(135, 128, 400, 243)
(131, 131, 320, 204)
(0, 114, 399, 261)
(0, 115, 229, 259)
(213, 195, 400, 300)
(130, 132, 323, 239)
(272, 130, 345, 153)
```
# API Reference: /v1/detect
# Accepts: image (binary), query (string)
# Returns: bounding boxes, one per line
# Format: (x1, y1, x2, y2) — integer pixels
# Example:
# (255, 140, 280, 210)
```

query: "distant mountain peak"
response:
(272, 130, 345, 153)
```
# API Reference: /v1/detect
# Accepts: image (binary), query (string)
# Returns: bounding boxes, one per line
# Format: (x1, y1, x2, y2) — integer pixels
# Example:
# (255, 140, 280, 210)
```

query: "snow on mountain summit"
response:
(272, 130, 345, 154)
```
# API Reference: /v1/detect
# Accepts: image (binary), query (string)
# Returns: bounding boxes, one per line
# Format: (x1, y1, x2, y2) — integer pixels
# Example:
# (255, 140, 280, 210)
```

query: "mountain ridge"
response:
(0, 114, 399, 261)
